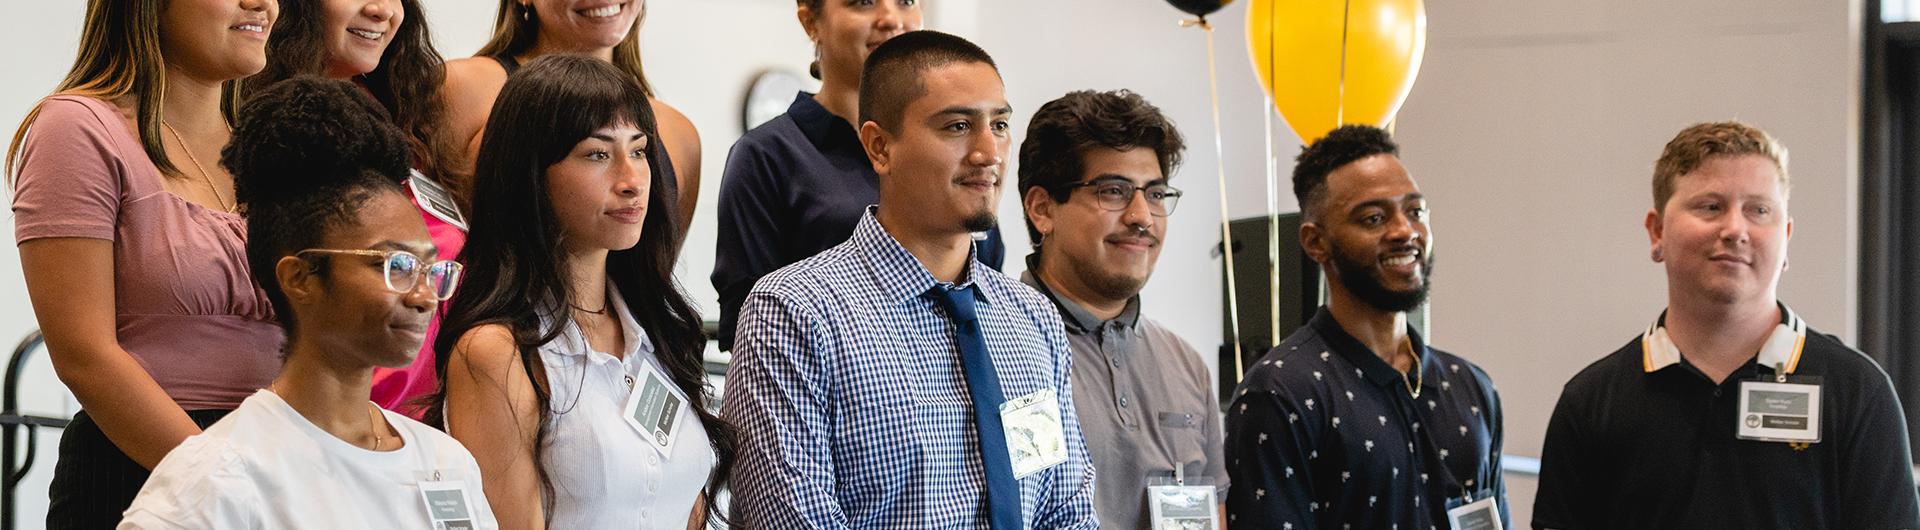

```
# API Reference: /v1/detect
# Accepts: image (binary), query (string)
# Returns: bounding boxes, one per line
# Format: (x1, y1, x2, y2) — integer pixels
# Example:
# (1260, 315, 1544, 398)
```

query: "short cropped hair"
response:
(1018, 89, 1186, 243)
(858, 30, 998, 132)
(1652, 121, 1790, 213)
(1292, 125, 1399, 220)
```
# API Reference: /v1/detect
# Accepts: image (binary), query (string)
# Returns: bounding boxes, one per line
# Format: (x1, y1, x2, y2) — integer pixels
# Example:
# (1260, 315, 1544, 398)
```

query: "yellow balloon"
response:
(1247, 0, 1427, 144)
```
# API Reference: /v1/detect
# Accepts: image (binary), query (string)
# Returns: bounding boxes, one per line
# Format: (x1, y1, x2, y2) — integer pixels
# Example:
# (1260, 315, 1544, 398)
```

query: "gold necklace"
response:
(1403, 340, 1424, 398)
(365, 404, 386, 452)
(269, 381, 386, 451)
(160, 119, 236, 213)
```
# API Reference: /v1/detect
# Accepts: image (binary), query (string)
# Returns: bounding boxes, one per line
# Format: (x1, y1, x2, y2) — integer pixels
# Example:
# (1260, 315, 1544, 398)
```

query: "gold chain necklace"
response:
(160, 120, 236, 213)
(269, 381, 386, 451)
(1403, 340, 1424, 398)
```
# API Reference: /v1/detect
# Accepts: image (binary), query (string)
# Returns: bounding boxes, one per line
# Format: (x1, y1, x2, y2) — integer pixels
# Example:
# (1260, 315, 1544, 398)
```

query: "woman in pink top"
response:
(241, 0, 466, 416)
(4, 0, 283, 527)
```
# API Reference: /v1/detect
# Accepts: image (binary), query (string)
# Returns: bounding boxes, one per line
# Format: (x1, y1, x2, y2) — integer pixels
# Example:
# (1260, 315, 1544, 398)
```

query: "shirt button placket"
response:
(1110, 352, 1138, 428)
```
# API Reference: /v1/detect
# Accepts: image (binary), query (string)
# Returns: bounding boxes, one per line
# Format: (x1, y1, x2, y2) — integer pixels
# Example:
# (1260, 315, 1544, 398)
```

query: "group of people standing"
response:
(7, 0, 1919, 529)
(10, 0, 716, 528)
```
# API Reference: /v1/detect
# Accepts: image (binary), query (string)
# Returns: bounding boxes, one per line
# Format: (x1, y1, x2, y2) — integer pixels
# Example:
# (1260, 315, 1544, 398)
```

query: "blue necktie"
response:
(929, 285, 1022, 530)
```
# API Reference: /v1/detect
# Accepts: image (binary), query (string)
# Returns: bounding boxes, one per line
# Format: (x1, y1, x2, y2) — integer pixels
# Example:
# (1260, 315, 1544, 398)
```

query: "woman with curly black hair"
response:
(119, 77, 497, 530)
(427, 55, 732, 530)
(242, 0, 468, 417)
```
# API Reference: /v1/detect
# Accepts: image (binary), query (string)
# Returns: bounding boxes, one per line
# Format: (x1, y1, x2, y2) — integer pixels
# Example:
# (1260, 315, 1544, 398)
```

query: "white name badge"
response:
(1146, 484, 1218, 530)
(622, 362, 685, 456)
(409, 170, 469, 232)
(1446, 496, 1503, 530)
(1736, 380, 1822, 443)
(999, 387, 1069, 479)
(418, 478, 479, 530)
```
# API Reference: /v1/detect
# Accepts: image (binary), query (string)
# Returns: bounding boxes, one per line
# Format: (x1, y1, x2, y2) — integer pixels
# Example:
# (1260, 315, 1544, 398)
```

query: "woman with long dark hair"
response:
(428, 55, 732, 530)
(243, 0, 468, 416)
(120, 76, 496, 530)
(441, 0, 700, 246)
(243, 0, 455, 186)
(6, 1, 282, 526)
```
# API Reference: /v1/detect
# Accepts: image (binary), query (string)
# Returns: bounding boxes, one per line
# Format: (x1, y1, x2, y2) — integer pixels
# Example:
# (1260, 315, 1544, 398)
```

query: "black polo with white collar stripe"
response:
(1226, 307, 1508, 529)
(1532, 304, 1920, 529)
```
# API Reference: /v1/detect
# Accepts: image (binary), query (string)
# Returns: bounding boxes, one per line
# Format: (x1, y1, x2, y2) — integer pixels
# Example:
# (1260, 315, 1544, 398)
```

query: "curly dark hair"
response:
(222, 77, 411, 343)
(242, 0, 458, 199)
(421, 55, 733, 525)
(1017, 89, 1185, 244)
(1293, 124, 1399, 220)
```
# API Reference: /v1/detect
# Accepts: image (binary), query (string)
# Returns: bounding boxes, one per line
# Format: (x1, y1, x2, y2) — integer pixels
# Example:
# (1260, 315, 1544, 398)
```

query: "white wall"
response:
(0, 0, 1862, 527)
(1395, 0, 1861, 523)
(0, 3, 91, 525)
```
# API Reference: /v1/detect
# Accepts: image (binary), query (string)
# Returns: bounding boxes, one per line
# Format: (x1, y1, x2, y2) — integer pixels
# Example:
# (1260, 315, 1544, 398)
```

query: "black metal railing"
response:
(3, 329, 68, 530)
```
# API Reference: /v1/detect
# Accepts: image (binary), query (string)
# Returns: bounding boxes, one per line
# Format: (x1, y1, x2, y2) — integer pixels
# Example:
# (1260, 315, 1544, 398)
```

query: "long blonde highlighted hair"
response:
(477, 1, 654, 97)
(6, 0, 246, 182)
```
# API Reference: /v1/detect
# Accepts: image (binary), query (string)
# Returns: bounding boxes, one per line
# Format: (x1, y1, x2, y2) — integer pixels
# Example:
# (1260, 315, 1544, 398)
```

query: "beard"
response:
(962, 210, 998, 233)
(1084, 264, 1149, 302)
(1329, 242, 1434, 313)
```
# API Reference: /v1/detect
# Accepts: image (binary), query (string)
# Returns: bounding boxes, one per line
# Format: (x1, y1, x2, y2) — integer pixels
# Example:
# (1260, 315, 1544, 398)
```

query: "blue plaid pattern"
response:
(723, 209, 1099, 529)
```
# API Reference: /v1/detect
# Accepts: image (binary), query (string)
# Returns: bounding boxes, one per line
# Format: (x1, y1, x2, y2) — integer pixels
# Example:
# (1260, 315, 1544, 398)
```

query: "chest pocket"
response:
(1155, 410, 1211, 465)
(1156, 411, 1203, 429)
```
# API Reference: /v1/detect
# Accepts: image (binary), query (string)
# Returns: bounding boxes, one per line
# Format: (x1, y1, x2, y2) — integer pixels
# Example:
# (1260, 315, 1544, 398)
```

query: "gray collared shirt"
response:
(1022, 266, 1228, 529)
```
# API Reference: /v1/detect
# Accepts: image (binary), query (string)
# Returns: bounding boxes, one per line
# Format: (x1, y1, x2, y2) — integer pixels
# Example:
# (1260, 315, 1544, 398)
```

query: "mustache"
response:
(1384, 243, 1424, 259)
(1107, 225, 1160, 245)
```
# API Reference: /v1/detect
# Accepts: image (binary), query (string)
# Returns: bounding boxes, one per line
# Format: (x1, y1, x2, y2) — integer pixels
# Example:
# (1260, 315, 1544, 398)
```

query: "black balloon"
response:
(1166, 0, 1233, 17)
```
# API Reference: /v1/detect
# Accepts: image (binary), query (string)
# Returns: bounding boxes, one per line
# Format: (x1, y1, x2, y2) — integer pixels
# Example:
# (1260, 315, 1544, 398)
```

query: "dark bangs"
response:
(504, 58, 656, 172)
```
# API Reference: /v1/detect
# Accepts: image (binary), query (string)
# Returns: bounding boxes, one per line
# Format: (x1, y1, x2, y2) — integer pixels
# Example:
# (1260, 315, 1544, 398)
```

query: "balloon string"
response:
(1265, 1, 1283, 350)
(1197, 17, 1246, 377)
(1338, 0, 1352, 126)
(1264, 100, 1281, 348)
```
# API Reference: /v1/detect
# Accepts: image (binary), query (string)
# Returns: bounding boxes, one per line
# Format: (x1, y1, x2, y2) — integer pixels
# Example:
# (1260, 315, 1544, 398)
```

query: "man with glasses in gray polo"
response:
(1017, 89, 1227, 529)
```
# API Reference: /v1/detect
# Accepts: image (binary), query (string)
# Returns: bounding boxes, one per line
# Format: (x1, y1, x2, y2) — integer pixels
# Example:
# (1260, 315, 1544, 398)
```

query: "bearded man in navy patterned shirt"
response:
(1224, 125, 1507, 530)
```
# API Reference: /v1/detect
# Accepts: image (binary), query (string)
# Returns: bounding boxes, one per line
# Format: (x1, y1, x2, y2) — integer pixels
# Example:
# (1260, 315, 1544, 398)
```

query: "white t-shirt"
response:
(539, 286, 716, 529)
(118, 390, 500, 530)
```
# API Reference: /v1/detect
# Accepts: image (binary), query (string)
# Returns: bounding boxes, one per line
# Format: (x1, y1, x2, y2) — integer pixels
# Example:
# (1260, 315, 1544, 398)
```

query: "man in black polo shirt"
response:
(1532, 121, 1920, 529)
(1226, 125, 1508, 529)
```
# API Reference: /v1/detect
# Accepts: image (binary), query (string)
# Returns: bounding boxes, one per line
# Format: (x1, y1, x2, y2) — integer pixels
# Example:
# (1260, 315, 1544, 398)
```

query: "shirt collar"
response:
(1307, 306, 1433, 389)
(787, 91, 861, 152)
(544, 285, 652, 362)
(1019, 254, 1141, 334)
(1641, 302, 1806, 374)
(851, 207, 989, 305)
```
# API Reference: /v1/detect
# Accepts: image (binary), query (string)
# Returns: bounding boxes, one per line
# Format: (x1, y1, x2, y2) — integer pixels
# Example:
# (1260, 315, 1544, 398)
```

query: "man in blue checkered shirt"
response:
(721, 31, 1100, 529)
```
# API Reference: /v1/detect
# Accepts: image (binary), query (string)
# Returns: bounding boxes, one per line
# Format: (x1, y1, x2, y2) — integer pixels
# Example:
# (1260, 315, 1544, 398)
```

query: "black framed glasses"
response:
(296, 249, 463, 301)
(1060, 179, 1183, 216)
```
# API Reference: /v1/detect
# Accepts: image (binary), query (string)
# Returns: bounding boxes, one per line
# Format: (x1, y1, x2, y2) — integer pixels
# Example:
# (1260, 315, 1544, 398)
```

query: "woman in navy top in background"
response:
(710, 0, 1007, 351)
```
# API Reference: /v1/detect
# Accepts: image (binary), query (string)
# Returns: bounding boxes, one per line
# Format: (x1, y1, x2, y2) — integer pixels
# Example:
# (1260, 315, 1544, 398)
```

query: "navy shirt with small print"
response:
(711, 92, 1005, 351)
(1225, 307, 1508, 530)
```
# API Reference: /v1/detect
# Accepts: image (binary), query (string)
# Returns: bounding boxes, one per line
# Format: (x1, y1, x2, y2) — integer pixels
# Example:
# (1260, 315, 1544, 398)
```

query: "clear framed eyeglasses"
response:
(295, 249, 463, 301)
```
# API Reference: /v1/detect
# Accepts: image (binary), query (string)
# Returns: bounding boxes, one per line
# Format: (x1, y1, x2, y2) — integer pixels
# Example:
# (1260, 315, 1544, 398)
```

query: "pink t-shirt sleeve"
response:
(13, 97, 128, 244)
